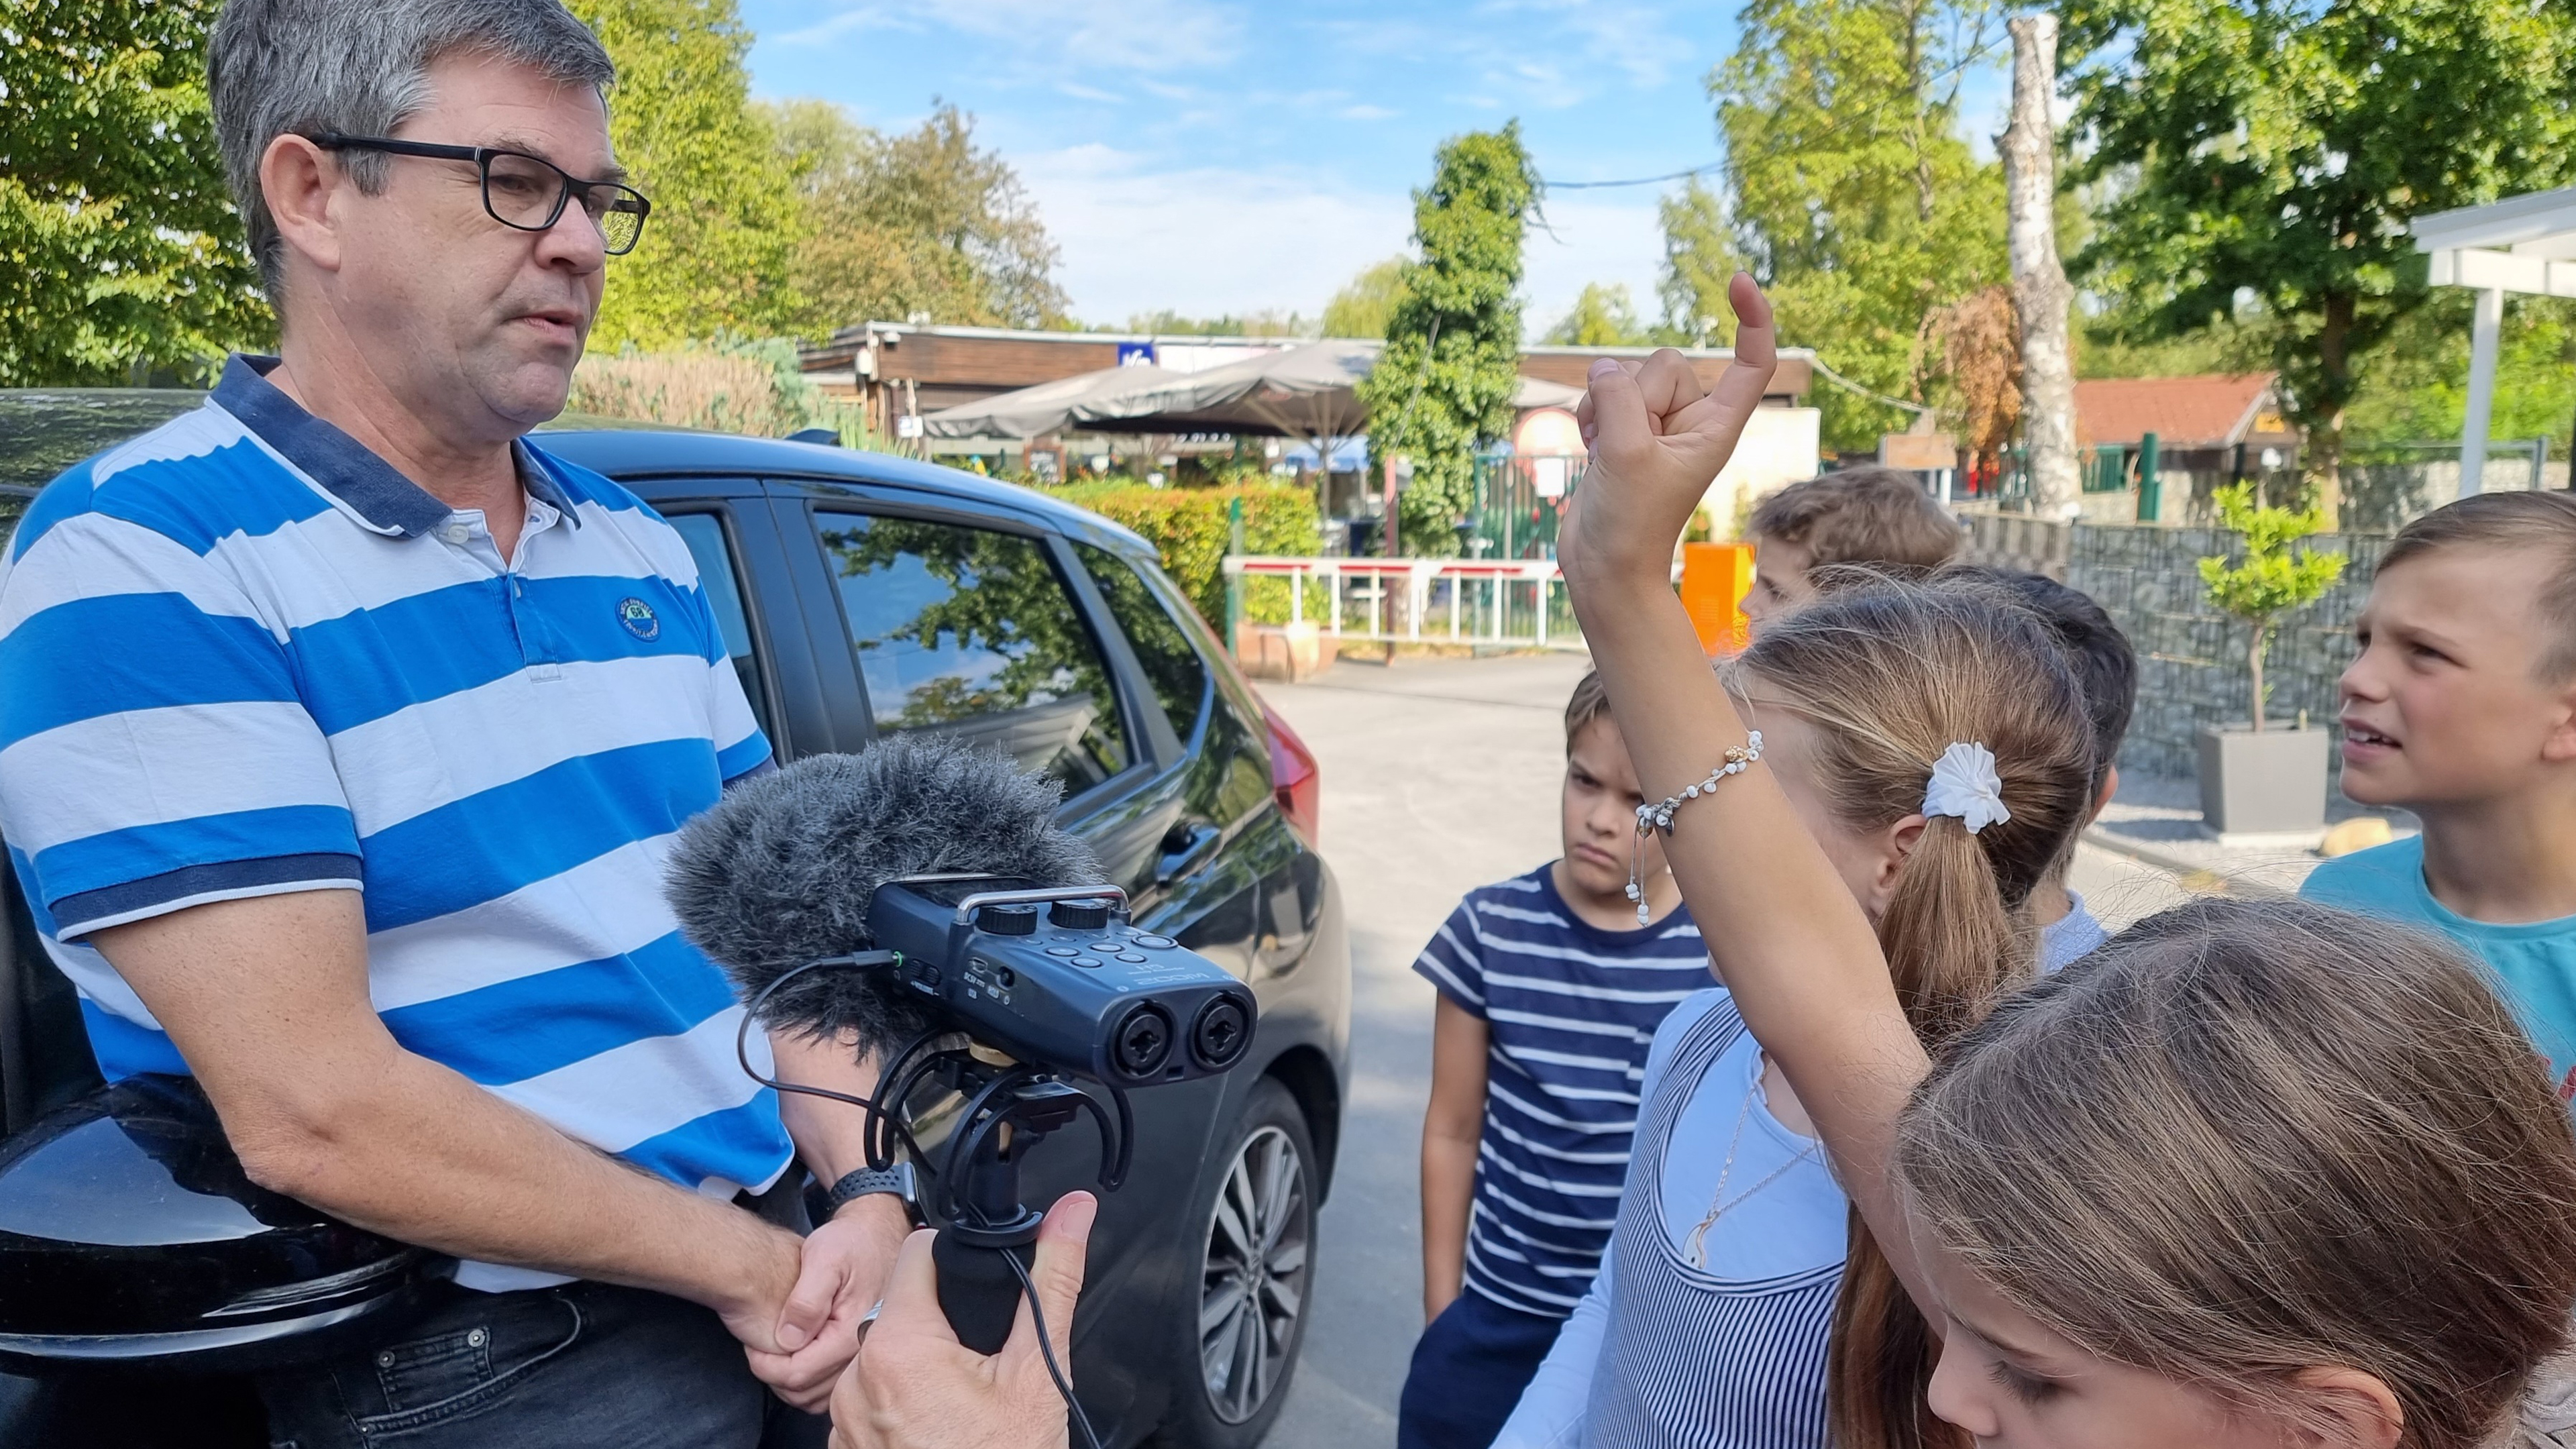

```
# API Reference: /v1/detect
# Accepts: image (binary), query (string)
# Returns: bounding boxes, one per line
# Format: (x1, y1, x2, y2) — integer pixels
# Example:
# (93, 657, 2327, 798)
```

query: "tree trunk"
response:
(2003, 14, 2080, 517)
(2312, 293, 2354, 528)
(2249, 620, 2268, 733)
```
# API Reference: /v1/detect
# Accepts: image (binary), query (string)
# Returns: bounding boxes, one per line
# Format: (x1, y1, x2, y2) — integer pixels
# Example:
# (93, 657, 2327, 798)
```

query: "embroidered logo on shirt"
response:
(616, 597, 660, 641)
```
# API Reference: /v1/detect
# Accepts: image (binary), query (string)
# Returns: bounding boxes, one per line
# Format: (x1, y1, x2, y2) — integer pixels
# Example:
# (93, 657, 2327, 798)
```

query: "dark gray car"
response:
(0, 394, 1351, 1449)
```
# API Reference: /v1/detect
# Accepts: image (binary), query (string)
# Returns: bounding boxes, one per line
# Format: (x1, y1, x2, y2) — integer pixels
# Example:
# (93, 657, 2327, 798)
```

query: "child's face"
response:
(1742, 535, 1817, 637)
(1758, 706, 1916, 920)
(1917, 1236, 2342, 1449)
(1562, 716, 1659, 902)
(1918, 1230, 2404, 1449)
(2338, 544, 2576, 810)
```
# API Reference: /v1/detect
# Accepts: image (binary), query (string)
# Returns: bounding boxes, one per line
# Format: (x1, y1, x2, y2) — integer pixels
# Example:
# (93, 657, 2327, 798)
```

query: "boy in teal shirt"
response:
(2304, 492, 2576, 1093)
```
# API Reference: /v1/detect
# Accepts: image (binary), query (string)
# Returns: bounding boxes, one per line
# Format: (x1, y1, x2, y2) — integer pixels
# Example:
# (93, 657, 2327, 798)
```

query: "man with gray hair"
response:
(0, 2, 908, 1443)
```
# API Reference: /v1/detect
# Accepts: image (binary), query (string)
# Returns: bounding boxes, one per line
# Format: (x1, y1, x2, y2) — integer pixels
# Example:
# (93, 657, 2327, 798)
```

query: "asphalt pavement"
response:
(1250, 651, 2196, 1448)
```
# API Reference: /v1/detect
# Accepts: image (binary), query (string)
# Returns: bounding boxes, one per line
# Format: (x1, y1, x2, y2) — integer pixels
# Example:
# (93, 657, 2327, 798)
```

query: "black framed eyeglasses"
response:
(304, 133, 652, 255)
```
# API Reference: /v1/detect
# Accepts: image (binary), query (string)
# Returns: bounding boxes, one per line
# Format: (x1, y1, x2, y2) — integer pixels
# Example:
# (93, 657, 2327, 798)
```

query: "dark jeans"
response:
(258, 1279, 828, 1449)
(1397, 1290, 1567, 1449)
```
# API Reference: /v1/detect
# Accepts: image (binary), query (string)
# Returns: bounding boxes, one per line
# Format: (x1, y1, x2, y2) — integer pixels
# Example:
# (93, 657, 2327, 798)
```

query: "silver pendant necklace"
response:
(1682, 1058, 1820, 1270)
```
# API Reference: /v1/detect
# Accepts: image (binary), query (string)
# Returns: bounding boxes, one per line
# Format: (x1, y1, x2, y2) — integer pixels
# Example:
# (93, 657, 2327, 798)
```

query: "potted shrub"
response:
(2194, 482, 2348, 839)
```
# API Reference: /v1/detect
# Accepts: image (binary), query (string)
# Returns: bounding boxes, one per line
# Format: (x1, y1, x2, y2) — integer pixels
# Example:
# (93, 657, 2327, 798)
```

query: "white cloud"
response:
(1522, 194, 1668, 335)
(780, 0, 1244, 74)
(1338, 103, 1400, 121)
(1312, 2, 1692, 111)
(1017, 145, 1669, 337)
(1020, 146, 1411, 322)
(1477, 0, 1693, 89)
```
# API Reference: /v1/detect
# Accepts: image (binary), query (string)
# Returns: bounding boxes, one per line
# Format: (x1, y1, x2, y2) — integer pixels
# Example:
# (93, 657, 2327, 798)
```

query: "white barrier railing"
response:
(1222, 555, 1590, 651)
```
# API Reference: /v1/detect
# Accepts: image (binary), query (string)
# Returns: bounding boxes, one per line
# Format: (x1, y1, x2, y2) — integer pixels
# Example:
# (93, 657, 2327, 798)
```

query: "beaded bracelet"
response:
(1626, 731, 1764, 924)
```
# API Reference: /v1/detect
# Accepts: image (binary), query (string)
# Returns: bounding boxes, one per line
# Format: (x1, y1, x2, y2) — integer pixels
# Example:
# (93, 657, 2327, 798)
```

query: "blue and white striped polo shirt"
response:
(1413, 866, 1712, 1317)
(0, 356, 791, 1288)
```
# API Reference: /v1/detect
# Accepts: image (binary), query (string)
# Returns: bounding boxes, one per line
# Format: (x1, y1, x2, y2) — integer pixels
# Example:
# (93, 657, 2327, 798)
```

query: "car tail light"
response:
(1261, 701, 1320, 844)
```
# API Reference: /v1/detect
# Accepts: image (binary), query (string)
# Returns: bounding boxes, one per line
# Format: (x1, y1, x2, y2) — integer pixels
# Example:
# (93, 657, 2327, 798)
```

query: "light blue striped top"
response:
(0, 357, 790, 1289)
(1497, 988, 1847, 1448)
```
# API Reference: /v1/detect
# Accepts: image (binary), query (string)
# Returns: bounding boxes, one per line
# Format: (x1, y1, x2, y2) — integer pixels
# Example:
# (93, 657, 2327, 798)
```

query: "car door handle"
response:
(1157, 824, 1222, 885)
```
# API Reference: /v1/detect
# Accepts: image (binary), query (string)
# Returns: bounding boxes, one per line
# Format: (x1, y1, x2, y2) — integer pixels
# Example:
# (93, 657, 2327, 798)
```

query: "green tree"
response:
(1710, 0, 2010, 451)
(570, 0, 801, 350)
(1656, 177, 1741, 345)
(1546, 283, 1652, 347)
(1321, 258, 1410, 339)
(2342, 295, 2576, 453)
(773, 99, 1069, 335)
(0, 0, 270, 384)
(2198, 482, 2347, 731)
(1356, 125, 1538, 553)
(2063, 0, 2576, 521)
(1121, 309, 1307, 337)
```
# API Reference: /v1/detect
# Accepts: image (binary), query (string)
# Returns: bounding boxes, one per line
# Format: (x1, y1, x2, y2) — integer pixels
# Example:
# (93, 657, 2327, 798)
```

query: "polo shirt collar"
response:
(213, 354, 579, 537)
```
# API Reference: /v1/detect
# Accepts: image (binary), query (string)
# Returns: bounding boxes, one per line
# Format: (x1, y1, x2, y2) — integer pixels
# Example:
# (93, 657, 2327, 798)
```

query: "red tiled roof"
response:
(2073, 373, 2288, 450)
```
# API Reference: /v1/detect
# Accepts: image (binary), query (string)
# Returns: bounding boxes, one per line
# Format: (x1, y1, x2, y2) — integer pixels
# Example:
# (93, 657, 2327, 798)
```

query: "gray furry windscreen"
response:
(664, 733, 1105, 1049)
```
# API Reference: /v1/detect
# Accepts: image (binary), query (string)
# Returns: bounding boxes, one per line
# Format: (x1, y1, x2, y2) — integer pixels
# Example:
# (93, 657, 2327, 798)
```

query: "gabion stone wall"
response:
(1961, 513, 2388, 780)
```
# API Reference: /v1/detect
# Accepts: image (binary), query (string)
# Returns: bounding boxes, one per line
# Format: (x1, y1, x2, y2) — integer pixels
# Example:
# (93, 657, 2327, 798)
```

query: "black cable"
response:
(732, 955, 937, 1177)
(1005, 1242, 1103, 1449)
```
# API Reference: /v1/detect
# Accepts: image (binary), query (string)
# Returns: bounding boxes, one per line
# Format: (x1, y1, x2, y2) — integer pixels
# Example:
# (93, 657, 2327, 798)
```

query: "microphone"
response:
(665, 731, 1254, 1378)
(663, 732, 1105, 1057)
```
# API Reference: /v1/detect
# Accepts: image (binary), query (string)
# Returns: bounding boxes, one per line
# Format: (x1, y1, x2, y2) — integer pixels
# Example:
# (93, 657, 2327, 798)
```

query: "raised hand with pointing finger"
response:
(1558, 272, 1779, 590)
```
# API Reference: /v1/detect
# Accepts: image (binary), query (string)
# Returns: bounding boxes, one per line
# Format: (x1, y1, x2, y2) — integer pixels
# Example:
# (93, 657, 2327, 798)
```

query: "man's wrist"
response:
(833, 1183, 915, 1230)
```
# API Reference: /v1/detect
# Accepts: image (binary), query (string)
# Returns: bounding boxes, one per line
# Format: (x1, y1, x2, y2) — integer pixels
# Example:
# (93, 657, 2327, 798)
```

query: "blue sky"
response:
(738, 1, 2009, 335)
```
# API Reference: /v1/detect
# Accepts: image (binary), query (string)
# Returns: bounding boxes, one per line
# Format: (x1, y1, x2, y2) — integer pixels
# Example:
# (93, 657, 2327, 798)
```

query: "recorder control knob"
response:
(1051, 900, 1111, 932)
(976, 903, 1040, 936)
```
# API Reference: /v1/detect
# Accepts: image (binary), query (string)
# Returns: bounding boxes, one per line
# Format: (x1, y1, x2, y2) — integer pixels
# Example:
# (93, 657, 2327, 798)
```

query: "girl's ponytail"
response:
(1827, 818, 2034, 1449)
(1733, 577, 2096, 1449)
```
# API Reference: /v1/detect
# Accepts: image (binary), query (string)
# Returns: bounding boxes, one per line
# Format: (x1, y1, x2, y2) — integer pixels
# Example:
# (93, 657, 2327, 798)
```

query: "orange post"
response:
(1678, 542, 1756, 655)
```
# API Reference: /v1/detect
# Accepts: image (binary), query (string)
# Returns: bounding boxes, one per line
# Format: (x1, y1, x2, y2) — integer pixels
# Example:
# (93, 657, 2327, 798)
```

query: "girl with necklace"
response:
(1498, 574, 2098, 1449)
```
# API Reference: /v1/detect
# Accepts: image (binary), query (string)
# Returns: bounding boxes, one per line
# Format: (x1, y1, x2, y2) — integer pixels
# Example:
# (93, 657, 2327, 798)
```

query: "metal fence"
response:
(1465, 455, 1585, 559)
(1222, 556, 1591, 650)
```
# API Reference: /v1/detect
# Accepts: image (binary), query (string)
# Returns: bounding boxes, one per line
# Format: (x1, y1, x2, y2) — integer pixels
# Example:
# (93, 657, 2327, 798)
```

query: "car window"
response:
(1122, 554, 1273, 826)
(665, 511, 775, 744)
(814, 511, 1131, 794)
(1074, 541, 1208, 746)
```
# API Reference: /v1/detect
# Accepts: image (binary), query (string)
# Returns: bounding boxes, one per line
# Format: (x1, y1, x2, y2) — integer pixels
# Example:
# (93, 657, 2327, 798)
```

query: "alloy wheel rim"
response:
(1198, 1123, 1309, 1424)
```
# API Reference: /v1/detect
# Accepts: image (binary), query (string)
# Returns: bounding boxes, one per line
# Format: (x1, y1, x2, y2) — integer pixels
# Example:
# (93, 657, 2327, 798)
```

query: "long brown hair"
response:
(1731, 576, 2097, 1449)
(1896, 898, 2576, 1448)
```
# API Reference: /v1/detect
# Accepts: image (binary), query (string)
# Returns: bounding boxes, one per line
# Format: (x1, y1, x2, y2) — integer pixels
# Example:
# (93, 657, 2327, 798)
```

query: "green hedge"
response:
(1039, 482, 1320, 627)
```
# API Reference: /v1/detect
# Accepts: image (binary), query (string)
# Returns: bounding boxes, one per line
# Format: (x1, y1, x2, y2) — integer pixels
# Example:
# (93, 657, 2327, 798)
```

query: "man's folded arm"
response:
(88, 886, 806, 1351)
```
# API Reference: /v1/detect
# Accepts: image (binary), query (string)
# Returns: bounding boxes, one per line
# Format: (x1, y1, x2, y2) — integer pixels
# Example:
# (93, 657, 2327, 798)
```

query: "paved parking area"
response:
(1254, 652, 2192, 1447)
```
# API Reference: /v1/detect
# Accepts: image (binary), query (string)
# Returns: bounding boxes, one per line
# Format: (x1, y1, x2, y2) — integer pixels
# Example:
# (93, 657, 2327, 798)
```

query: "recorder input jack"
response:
(1112, 1004, 1175, 1080)
(1190, 998, 1250, 1069)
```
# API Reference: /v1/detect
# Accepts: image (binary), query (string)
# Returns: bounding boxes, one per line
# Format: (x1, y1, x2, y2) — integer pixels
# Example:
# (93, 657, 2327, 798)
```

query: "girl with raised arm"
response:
(1550, 274, 2576, 1449)
(1494, 575, 2099, 1449)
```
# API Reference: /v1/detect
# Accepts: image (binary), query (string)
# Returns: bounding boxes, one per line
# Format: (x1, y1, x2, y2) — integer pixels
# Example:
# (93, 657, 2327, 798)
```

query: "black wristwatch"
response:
(824, 1162, 918, 1220)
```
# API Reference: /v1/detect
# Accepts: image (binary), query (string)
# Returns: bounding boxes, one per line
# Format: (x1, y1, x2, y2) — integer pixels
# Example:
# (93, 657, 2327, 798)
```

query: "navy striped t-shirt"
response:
(1414, 866, 1712, 1318)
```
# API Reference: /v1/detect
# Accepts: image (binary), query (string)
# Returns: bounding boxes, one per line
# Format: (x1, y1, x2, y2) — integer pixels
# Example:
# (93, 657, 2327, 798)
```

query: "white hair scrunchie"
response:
(1922, 741, 2011, 835)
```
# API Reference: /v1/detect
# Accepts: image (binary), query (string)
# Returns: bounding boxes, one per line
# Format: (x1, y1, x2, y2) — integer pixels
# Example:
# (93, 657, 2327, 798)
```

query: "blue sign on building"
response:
(1116, 341, 1159, 368)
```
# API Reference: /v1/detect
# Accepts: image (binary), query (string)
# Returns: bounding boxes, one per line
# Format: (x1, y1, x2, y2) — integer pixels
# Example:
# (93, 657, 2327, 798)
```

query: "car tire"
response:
(1152, 1076, 1316, 1449)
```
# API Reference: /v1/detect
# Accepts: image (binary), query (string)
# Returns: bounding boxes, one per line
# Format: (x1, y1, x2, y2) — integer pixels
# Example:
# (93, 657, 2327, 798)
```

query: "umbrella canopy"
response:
(1067, 339, 1375, 437)
(920, 362, 1172, 439)
(922, 339, 1593, 441)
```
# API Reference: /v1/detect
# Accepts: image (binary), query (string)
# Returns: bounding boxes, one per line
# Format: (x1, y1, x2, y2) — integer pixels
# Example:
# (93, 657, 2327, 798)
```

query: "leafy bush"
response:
(1039, 482, 1320, 625)
(2198, 482, 2347, 731)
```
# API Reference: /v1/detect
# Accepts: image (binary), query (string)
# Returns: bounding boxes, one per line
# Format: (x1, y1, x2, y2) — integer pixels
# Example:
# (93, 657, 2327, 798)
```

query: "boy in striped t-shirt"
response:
(1399, 669, 1712, 1449)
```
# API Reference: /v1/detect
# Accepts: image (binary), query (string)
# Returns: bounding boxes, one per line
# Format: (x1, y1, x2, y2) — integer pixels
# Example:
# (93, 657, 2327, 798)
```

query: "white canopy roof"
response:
(922, 339, 1589, 440)
(2412, 187, 2576, 494)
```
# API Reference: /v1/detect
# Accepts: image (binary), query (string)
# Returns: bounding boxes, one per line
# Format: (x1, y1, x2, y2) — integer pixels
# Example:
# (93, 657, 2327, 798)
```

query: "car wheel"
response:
(1155, 1077, 1315, 1448)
